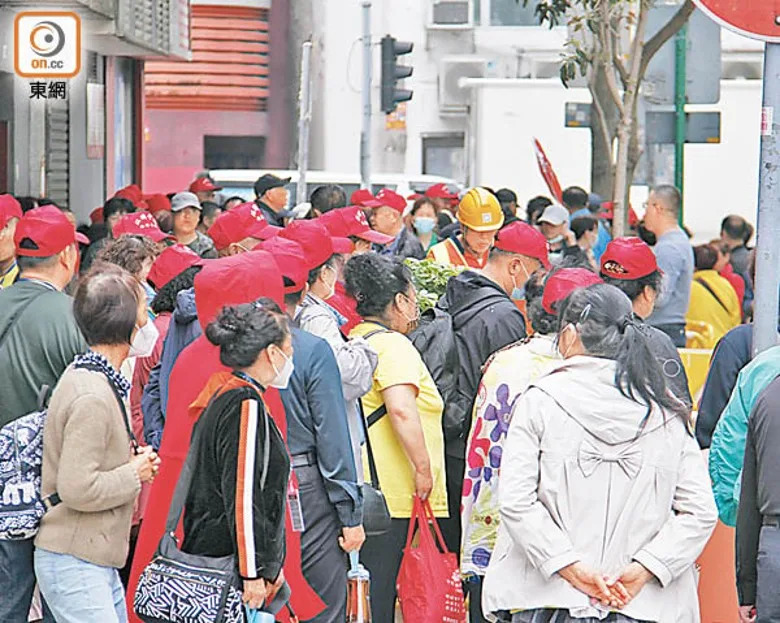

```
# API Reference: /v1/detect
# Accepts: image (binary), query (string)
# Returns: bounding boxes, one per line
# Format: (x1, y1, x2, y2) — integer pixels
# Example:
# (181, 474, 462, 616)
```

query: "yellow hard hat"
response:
(457, 187, 504, 232)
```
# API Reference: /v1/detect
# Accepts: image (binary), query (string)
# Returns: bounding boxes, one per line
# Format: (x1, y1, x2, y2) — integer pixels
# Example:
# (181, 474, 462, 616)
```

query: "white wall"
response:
(468, 77, 763, 241)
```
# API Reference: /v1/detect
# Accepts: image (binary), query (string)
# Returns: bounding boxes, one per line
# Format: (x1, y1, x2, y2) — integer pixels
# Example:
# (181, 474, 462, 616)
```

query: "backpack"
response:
(0, 388, 49, 540)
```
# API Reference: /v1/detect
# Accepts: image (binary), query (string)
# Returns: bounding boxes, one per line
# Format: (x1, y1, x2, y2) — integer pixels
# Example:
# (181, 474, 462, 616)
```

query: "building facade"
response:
(143, 0, 293, 194)
(0, 0, 190, 224)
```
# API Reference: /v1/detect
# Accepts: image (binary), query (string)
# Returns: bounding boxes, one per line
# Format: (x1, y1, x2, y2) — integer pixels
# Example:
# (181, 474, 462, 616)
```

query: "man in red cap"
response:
(0, 205, 89, 623)
(263, 227, 366, 620)
(189, 176, 222, 204)
(425, 182, 459, 230)
(0, 195, 23, 289)
(127, 251, 325, 623)
(599, 236, 692, 409)
(436, 221, 549, 555)
(207, 202, 281, 256)
(369, 188, 424, 260)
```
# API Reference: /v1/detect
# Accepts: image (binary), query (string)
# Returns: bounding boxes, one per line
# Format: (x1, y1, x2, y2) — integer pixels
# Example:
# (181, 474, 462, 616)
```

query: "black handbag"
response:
(134, 396, 288, 623)
(358, 400, 392, 537)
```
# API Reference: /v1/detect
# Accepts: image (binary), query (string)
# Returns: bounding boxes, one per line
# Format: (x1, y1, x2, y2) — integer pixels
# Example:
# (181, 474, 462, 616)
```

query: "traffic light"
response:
(380, 35, 413, 114)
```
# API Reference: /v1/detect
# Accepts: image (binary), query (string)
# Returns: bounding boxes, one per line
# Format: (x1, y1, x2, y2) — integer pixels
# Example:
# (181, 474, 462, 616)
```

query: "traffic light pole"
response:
(360, 1, 372, 190)
(673, 24, 687, 225)
(752, 42, 780, 356)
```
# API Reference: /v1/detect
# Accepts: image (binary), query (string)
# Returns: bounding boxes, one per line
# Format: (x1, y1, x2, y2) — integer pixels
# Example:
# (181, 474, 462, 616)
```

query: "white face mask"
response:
(129, 320, 159, 358)
(269, 346, 294, 389)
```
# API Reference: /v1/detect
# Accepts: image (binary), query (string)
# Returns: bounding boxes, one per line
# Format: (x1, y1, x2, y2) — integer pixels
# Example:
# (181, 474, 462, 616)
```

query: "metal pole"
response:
(673, 23, 687, 224)
(360, 1, 372, 190)
(752, 43, 780, 356)
(296, 41, 313, 207)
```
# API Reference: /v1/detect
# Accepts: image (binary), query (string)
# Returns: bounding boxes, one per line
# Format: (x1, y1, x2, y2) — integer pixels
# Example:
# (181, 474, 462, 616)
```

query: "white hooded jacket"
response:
(482, 356, 716, 622)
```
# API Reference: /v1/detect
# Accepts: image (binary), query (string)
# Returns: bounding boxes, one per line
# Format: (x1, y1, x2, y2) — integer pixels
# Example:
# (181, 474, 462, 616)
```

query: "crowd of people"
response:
(0, 172, 773, 623)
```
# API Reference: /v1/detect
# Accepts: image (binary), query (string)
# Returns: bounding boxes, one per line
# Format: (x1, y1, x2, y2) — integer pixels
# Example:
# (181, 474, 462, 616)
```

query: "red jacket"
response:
(720, 263, 745, 311)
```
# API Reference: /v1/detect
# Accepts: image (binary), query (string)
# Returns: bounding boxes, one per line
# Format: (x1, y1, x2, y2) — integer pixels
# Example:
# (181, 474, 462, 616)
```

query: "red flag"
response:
(532, 138, 564, 203)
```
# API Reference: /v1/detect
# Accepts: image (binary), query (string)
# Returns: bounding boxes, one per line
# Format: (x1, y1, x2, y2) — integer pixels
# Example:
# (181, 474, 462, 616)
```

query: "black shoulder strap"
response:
(357, 327, 391, 428)
(75, 362, 139, 454)
(0, 289, 47, 350)
(357, 399, 383, 490)
(695, 277, 730, 314)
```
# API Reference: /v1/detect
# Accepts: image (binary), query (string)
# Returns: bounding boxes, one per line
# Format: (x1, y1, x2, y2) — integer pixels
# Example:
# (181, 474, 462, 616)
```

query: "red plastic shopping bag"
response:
(397, 496, 467, 623)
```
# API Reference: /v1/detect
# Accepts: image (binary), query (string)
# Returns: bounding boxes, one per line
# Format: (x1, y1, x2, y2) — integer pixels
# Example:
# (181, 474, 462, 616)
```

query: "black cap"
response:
(254, 173, 291, 197)
(495, 188, 518, 205)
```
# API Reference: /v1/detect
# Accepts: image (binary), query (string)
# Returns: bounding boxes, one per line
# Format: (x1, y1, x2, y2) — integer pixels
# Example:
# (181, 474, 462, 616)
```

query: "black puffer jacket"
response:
(437, 270, 527, 457)
(182, 385, 289, 581)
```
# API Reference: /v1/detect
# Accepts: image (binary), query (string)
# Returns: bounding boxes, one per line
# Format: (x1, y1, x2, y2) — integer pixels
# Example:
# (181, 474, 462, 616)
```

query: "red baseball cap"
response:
(319, 206, 394, 245)
(542, 268, 603, 314)
(147, 244, 203, 289)
(375, 188, 407, 213)
(145, 194, 172, 215)
(208, 202, 281, 251)
(600, 237, 659, 280)
(425, 183, 458, 199)
(350, 189, 382, 208)
(189, 177, 222, 193)
(279, 220, 335, 269)
(258, 237, 309, 293)
(0, 194, 23, 229)
(600, 202, 639, 228)
(15, 206, 87, 257)
(113, 211, 174, 243)
(494, 221, 551, 268)
(114, 184, 143, 206)
(89, 207, 104, 224)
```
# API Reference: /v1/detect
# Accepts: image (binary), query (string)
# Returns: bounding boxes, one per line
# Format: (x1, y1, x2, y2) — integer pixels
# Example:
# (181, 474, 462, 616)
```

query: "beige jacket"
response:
(483, 356, 717, 622)
(35, 366, 141, 568)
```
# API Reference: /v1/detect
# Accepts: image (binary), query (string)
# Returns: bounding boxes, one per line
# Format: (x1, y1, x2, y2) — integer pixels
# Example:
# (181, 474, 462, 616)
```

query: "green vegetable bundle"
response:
(404, 258, 464, 311)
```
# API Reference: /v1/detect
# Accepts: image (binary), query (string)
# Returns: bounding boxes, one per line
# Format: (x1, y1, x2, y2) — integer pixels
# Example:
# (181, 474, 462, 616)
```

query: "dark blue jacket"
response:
(695, 324, 753, 449)
(142, 288, 201, 449)
(280, 328, 362, 527)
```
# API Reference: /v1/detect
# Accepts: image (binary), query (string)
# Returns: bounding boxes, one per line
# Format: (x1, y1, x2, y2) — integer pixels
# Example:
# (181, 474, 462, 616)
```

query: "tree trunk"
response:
(590, 65, 618, 199)
(612, 112, 633, 237)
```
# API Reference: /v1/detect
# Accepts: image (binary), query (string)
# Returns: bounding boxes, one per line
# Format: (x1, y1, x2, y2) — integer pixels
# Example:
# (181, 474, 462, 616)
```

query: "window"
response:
(204, 136, 265, 170)
(423, 134, 465, 181)
(474, 0, 541, 26)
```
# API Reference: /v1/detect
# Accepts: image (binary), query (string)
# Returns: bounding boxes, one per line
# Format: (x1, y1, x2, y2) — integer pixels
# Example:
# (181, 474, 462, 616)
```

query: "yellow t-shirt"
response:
(0, 262, 18, 290)
(350, 322, 448, 518)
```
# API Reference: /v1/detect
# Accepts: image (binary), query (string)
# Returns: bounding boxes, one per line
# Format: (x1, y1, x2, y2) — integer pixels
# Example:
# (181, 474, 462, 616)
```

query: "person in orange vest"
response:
(426, 187, 504, 269)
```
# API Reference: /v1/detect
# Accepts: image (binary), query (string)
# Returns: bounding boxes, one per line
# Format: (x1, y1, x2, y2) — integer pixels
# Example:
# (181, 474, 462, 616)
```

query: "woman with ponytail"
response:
(483, 283, 717, 623)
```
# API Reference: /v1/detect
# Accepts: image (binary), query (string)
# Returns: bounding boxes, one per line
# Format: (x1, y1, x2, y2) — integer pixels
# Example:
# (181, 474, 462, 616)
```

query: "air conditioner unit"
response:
(430, 0, 473, 28)
(438, 56, 486, 113)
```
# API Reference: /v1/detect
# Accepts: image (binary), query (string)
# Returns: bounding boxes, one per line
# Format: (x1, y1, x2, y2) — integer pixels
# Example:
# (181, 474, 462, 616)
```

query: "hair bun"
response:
(205, 306, 244, 346)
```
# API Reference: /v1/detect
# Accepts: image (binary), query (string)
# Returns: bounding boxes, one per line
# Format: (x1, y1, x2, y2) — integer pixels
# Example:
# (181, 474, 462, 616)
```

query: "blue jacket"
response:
(708, 345, 780, 526)
(570, 207, 611, 264)
(280, 328, 362, 527)
(695, 324, 752, 449)
(142, 288, 201, 449)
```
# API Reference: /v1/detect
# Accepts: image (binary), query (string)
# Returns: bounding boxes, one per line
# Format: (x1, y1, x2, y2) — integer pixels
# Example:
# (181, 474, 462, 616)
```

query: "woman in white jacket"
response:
(483, 283, 717, 623)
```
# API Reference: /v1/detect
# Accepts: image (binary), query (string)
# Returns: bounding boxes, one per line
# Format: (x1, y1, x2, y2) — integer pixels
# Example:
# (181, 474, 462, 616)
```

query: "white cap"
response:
(537, 203, 569, 226)
(170, 192, 201, 212)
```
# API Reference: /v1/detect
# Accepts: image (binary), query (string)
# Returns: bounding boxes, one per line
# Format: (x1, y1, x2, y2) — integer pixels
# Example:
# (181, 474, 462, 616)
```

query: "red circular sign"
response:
(693, 0, 780, 43)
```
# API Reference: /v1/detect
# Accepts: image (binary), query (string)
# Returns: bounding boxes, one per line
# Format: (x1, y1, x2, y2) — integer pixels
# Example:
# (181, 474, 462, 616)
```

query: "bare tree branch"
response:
(611, 28, 629, 88)
(639, 0, 695, 78)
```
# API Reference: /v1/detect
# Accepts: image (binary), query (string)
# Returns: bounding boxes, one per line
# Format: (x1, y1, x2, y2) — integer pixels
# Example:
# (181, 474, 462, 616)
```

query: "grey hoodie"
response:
(483, 356, 717, 622)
